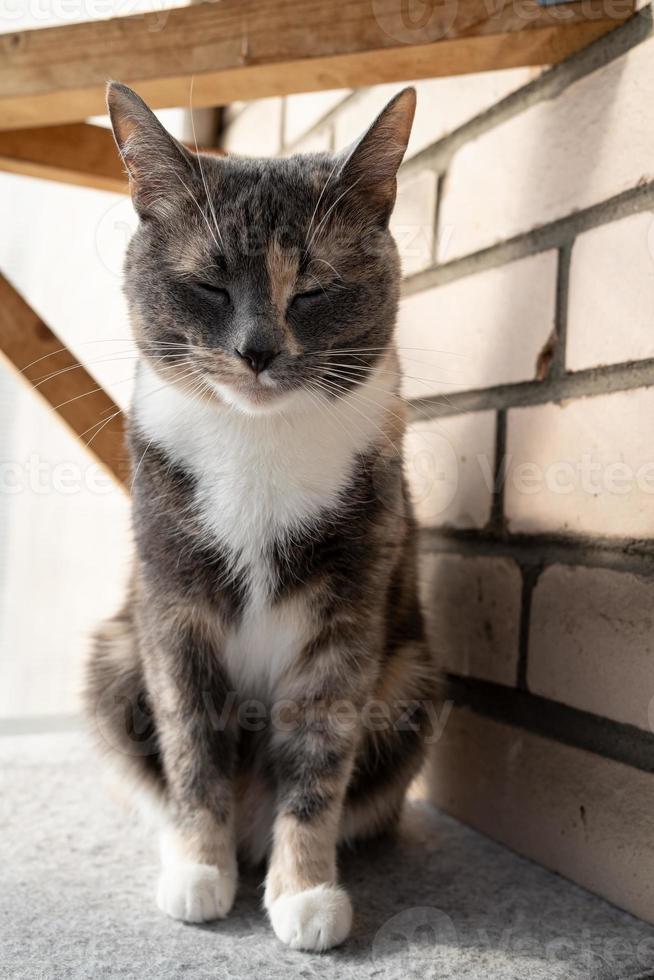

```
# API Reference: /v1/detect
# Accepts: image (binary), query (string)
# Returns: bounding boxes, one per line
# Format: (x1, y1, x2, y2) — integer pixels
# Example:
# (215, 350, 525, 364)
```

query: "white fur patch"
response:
(266, 884, 353, 951)
(157, 828, 237, 922)
(133, 359, 396, 695)
(223, 596, 313, 697)
(156, 862, 237, 922)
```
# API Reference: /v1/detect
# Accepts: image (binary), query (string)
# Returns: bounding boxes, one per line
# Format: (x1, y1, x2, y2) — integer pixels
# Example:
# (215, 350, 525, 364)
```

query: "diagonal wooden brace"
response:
(0, 272, 127, 489)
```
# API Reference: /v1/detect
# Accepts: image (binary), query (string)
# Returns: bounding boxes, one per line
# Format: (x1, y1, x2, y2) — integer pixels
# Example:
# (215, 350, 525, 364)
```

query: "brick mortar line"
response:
(516, 564, 543, 689)
(400, 3, 654, 181)
(401, 181, 654, 298)
(430, 171, 444, 267)
(488, 409, 507, 533)
(408, 356, 654, 421)
(419, 528, 654, 576)
(442, 675, 654, 776)
(551, 244, 573, 379)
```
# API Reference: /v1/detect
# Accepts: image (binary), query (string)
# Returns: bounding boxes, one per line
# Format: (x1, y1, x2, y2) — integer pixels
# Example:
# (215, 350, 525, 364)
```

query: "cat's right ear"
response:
(337, 87, 416, 226)
(107, 81, 195, 220)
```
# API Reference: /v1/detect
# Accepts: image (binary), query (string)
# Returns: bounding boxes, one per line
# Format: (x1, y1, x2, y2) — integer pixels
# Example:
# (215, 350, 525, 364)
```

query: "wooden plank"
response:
(0, 0, 634, 131)
(0, 124, 226, 191)
(0, 123, 127, 193)
(0, 273, 127, 488)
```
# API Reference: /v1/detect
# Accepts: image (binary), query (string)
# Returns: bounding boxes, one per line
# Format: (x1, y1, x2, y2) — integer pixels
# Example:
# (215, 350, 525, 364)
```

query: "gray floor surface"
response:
(2, 731, 654, 980)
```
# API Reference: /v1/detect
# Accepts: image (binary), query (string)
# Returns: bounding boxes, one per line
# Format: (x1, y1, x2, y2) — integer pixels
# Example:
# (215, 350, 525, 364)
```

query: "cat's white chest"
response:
(132, 360, 394, 693)
(191, 417, 337, 588)
(193, 448, 322, 693)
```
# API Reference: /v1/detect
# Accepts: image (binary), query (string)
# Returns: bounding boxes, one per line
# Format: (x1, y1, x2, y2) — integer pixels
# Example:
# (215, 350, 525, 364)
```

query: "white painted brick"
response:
(222, 97, 283, 156)
(396, 251, 557, 399)
(439, 37, 654, 259)
(284, 126, 332, 156)
(429, 707, 654, 926)
(334, 69, 538, 159)
(567, 211, 654, 371)
(409, 70, 540, 155)
(529, 564, 654, 731)
(391, 171, 438, 275)
(283, 89, 349, 146)
(334, 87, 399, 152)
(505, 387, 654, 538)
(420, 554, 521, 685)
(405, 412, 496, 530)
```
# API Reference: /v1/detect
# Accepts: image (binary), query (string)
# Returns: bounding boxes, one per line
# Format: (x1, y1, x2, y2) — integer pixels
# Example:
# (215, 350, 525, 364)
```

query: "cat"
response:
(85, 81, 436, 952)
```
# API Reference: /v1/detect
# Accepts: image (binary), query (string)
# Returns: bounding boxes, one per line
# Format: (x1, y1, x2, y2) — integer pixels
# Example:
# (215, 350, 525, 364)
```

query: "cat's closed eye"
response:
(289, 288, 328, 309)
(196, 282, 231, 305)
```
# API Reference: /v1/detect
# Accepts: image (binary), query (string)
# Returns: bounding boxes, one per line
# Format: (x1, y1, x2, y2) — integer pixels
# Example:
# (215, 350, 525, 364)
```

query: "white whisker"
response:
(310, 375, 404, 462)
(306, 174, 365, 252)
(304, 156, 341, 252)
(177, 173, 222, 255)
(189, 75, 224, 250)
(322, 364, 459, 415)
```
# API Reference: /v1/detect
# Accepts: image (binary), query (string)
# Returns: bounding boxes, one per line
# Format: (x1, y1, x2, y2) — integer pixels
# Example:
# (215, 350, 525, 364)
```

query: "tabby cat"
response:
(85, 81, 436, 952)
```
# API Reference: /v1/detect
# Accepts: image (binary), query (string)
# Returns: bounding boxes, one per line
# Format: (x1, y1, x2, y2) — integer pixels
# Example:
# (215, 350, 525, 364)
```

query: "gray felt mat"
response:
(2, 731, 654, 980)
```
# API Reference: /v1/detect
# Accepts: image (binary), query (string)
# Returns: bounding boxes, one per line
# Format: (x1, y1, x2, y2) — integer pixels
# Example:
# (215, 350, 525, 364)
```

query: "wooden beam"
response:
(0, 124, 226, 191)
(0, 123, 127, 193)
(0, 0, 634, 131)
(0, 273, 127, 488)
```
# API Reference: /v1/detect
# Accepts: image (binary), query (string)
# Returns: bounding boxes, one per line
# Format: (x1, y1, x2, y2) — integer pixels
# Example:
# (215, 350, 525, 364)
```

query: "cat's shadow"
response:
(192, 798, 600, 975)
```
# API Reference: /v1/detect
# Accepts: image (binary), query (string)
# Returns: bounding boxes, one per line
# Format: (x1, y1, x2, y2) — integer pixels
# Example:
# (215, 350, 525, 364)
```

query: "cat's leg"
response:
(141, 604, 238, 924)
(341, 638, 436, 845)
(263, 654, 369, 951)
(264, 738, 355, 950)
(340, 729, 423, 844)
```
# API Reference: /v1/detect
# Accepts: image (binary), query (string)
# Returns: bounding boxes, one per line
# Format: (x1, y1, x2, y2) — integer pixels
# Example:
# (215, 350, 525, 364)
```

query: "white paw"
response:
(156, 863, 237, 923)
(267, 884, 352, 951)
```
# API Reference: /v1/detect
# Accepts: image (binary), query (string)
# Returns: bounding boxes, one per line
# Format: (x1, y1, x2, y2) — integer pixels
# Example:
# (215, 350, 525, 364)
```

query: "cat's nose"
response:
(235, 346, 279, 375)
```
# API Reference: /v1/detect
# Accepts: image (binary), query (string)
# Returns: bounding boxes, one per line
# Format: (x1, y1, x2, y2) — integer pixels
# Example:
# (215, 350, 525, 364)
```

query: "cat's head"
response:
(108, 82, 415, 415)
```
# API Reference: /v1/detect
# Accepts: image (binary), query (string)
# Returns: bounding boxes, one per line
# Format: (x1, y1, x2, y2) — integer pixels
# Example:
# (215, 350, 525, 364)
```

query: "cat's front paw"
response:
(266, 884, 352, 951)
(156, 863, 237, 923)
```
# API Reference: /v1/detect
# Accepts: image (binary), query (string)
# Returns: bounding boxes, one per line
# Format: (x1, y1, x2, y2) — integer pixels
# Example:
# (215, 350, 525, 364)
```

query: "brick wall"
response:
(221, 5, 654, 926)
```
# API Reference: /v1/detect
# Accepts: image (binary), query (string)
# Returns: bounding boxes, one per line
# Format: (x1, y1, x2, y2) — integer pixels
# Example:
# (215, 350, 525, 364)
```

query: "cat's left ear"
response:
(107, 81, 196, 220)
(338, 87, 416, 225)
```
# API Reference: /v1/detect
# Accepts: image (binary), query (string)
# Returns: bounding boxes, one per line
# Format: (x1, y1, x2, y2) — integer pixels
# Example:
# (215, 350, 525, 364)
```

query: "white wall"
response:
(0, 4, 193, 718)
